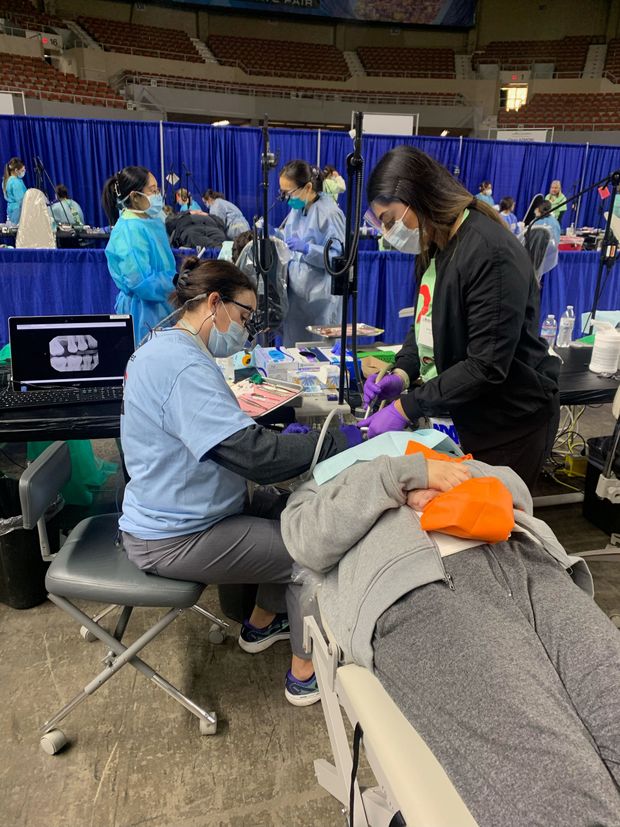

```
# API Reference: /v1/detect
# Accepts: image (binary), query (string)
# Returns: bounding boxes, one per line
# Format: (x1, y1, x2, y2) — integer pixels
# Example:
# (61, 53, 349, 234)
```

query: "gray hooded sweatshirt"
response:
(281, 453, 593, 671)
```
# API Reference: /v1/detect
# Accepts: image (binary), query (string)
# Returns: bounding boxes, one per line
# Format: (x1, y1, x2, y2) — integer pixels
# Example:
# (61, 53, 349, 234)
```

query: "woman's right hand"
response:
(426, 459, 471, 492)
(362, 372, 404, 407)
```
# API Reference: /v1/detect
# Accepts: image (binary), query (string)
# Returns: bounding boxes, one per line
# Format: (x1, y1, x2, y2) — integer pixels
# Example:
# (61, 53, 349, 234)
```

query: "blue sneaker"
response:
(238, 613, 290, 653)
(284, 670, 320, 707)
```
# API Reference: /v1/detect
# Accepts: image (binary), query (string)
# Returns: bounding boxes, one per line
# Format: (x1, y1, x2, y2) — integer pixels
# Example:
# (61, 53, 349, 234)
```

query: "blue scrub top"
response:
(209, 197, 250, 237)
(105, 211, 176, 343)
(50, 198, 84, 226)
(4, 175, 27, 223)
(475, 192, 494, 207)
(537, 214, 561, 245)
(120, 328, 253, 539)
(179, 199, 201, 212)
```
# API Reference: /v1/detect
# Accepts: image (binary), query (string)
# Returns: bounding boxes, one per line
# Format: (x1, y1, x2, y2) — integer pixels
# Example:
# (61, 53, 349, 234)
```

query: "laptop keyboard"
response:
(0, 385, 123, 410)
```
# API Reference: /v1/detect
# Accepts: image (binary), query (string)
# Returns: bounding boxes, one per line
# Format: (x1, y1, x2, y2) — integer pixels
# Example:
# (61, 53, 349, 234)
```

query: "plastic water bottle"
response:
(540, 314, 557, 349)
(556, 306, 575, 347)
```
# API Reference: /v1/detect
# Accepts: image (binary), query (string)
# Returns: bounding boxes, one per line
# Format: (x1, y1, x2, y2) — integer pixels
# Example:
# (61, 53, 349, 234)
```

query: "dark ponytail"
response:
(3, 156, 24, 195)
(280, 160, 325, 193)
(101, 165, 150, 225)
(169, 256, 256, 311)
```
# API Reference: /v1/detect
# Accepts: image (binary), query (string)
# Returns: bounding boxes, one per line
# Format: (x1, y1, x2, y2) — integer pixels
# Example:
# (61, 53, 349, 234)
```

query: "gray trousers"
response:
(373, 536, 620, 827)
(122, 490, 308, 659)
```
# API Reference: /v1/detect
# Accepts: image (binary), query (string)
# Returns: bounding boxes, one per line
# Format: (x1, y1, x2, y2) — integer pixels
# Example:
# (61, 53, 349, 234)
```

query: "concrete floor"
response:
(1, 405, 619, 827)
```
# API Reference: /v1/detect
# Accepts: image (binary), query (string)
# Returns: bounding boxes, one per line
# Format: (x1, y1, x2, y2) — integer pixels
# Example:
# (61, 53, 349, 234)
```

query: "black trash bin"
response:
(0, 476, 61, 610)
(583, 436, 620, 536)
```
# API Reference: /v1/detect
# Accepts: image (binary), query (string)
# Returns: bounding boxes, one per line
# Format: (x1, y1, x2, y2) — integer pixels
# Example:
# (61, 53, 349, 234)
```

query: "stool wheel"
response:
(610, 613, 620, 629)
(208, 624, 225, 645)
(41, 729, 68, 755)
(199, 714, 217, 736)
(80, 626, 97, 642)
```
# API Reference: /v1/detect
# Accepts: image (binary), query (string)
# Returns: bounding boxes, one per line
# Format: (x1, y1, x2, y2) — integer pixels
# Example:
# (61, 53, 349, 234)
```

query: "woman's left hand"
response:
(357, 400, 410, 439)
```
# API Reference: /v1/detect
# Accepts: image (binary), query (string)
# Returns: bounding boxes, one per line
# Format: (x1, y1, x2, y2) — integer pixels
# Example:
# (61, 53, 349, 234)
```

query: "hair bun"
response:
(180, 255, 201, 274)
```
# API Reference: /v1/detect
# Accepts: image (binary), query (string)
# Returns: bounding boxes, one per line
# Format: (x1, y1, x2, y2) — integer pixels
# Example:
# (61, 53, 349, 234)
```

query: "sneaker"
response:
(238, 613, 290, 654)
(284, 670, 321, 707)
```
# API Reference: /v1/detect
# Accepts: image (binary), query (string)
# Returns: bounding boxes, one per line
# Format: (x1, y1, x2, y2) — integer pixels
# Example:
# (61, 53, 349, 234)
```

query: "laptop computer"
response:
(0, 314, 135, 410)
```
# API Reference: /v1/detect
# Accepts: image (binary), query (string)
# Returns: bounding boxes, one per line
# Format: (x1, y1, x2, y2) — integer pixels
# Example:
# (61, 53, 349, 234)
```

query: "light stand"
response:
(181, 162, 201, 210)
(324, 111, 365, 408)
(525, 169, 620, 328)
(252, 114, 278, 346)
(33, 155, 72, 226)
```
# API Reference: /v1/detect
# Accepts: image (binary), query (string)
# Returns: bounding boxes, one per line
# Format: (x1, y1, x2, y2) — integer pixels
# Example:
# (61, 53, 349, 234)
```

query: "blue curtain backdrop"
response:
(0, 113, 618, 231)
(0, 248, 613, 347)
(0, 115, 161, 227)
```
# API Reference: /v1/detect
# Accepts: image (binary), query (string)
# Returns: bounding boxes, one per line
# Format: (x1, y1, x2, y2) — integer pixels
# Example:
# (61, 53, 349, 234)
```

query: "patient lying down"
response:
(281, 449, 620, 827)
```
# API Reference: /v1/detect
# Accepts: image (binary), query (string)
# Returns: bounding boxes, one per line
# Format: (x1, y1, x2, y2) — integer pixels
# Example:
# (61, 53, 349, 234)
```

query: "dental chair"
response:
(304, 611, 479, 827)
(20, 441, 228, 755)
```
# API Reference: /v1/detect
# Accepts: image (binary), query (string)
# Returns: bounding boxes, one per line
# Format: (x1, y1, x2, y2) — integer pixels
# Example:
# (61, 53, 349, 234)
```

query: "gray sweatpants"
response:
(373, 536, 620, 827)
(122, 490, 308, 659)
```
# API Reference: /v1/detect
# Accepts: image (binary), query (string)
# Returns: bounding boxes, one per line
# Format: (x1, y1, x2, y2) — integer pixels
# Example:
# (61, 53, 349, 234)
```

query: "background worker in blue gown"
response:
(202, 189, 249, 239)
(3, 156, 27, 224)
(175, 187, 201, 212)
(102, 166, 175, 343)
(278, 160, 345, 346)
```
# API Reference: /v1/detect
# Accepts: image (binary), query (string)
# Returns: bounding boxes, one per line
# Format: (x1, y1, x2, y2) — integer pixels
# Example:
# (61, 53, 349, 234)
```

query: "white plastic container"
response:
(589, 322, 620, 374)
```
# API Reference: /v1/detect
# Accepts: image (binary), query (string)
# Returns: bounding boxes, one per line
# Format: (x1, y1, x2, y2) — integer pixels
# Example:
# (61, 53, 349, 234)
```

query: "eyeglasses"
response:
(278, 185, 304, 202)
(228, 298, 256, 329)
(363, 205, 408, 233)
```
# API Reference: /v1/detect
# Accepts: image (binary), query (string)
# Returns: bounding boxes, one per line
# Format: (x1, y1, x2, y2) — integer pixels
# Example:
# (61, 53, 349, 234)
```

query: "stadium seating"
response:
(474, 36, 600, 76)
(121, 71, 466, 107)
(0, 52, 126, 108)
(77, 16, 203, 63)
(207, 35, 350, 81)
(497, 92, 620, 130)
(604, 38, 620, 82)
(357, 46, 455, 78)
(0, 0, 65, 30)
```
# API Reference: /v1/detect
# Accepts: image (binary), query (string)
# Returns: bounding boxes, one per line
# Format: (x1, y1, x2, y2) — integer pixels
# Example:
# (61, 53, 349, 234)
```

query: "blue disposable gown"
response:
(536, 214, 561, 245)
(209, 198, 250, 239)
(179, 199, 202, 212)
(475, 192, 494, 207)
(281, 193, 345, 346)
(105, 211, 176, 343)
(4, 175, 27, 223)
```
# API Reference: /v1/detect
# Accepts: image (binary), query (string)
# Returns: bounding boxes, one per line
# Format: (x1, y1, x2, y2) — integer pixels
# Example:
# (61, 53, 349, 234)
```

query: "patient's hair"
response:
(170, 257, 256, 312)
(539, 199, 552, 215)
(232, 230, 253, 263)
(55, 184, 69, 200)
(499, 197, 515, 213)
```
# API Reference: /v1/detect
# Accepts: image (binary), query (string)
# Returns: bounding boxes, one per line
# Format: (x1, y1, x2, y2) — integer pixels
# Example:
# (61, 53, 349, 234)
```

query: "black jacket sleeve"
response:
(400, 238, 531, 422)
(392, 322, 420, 382)
(207, 425, 348, 485)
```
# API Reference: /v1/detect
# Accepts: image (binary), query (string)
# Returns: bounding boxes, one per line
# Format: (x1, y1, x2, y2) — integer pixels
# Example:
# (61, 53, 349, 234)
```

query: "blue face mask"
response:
(145, 193, 164, 218)
(288, 196, 306, 211)
(16, 169, 26, 179)
(208, 304, 248, 358)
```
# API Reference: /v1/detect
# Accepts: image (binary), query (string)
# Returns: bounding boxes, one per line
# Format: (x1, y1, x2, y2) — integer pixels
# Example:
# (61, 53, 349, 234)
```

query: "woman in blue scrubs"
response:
(175, 188, 201, 212)
(3, 156, 27, 224)
(278, 160, 345, 346)
(102, 166, 175, 344)
(120, 256, 356, 705)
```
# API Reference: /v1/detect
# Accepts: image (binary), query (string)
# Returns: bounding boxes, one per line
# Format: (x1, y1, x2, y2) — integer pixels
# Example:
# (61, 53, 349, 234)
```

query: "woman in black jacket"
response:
(359, 146, 560, 490)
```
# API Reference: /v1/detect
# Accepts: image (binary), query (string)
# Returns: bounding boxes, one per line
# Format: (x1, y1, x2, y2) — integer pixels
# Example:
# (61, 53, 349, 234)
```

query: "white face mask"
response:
(484, 188, 492, 196)
(383, 206, 421, 255)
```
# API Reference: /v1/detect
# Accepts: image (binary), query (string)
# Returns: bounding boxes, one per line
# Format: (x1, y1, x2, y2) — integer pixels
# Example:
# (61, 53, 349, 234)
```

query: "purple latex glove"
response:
(339, 424, 364, 449)
(283, 422, 311, 434)
(287, 235, 310, 255)
(362, 372, 404, 407)
(357, 401, 409, 440)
